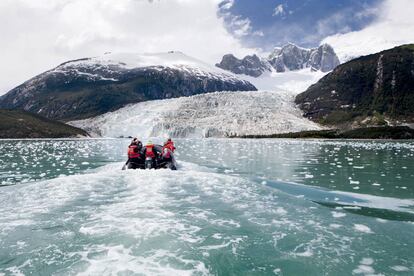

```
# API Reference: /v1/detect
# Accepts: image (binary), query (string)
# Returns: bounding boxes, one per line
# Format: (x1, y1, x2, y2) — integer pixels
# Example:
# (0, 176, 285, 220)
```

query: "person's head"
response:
(147, 141, 153, 146)
(167, 138, 172, 142)
(131, 137, 138, 145)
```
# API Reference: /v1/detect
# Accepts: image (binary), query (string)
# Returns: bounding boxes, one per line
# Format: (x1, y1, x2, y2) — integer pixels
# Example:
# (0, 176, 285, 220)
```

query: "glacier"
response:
(70, 91, 322, 138)
(69, 63, 327, 138)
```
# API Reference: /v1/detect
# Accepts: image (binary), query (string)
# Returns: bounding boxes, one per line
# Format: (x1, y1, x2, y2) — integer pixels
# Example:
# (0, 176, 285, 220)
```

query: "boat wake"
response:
(0, 161, 413, 275)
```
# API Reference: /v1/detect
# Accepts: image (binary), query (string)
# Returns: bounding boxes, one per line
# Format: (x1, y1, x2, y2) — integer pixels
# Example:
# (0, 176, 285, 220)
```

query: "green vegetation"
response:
(295, 44, 414, 126)
(236, 126, 414, 140)
(0, 109, 88, 138)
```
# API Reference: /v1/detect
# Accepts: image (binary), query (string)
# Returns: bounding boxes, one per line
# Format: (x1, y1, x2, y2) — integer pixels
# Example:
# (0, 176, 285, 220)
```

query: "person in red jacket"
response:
(144, 141, 160, 169)
(144, 141, 157, 158)
(164, 138, 176, 152)
(126, 138, 144, 169)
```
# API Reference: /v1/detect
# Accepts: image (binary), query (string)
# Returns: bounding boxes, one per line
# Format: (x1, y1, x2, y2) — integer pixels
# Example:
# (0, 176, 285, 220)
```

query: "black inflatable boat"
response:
(124, 144, 177, 170)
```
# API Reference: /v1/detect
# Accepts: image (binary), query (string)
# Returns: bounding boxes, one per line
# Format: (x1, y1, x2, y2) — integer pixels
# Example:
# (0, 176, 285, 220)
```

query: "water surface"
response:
(0, 138, 413, 275)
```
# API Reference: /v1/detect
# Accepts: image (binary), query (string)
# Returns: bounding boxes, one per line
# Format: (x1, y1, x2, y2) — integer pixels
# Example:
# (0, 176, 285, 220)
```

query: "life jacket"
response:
(145, 145, 156, 158)
(165, 142, 175, 152)
(128, 145, 141, 159)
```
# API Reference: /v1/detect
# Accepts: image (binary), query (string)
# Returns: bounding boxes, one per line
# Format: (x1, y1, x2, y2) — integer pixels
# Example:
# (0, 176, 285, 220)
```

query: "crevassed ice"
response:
(70, 90, 322, 138)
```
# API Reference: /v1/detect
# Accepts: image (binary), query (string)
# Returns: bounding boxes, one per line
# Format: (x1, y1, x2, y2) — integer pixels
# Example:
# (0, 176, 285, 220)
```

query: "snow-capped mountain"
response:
(0, 51, 256, 120)
(69, 90, 322, 138)
(216, 43, 340, 77)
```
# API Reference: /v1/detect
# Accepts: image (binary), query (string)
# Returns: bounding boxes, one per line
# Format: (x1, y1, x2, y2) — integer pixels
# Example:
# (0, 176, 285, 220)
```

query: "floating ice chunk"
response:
(295, 249, 313, 257)
(332, 211, 346, 218)
(329, 223, 342, 229)
(360, 258, 374, 265)
(273, 268, 282, 275)
(390, 265, 410, 272)
(354, 224, 373, 234)
(352, 258, 378, 275)
(353, 265, 375, 274)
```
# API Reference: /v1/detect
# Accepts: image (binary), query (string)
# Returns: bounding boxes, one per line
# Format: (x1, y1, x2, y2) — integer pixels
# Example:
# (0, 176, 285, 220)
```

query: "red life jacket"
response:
(145, 145, 156, 158)
(165, 142, 175, 152)
(128, 145, 141, 159)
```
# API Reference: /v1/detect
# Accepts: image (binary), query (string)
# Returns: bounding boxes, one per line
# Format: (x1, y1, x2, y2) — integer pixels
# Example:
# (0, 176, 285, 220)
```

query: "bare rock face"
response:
(217, 43, 340, 77)
(308, 44, 341, 72)
(215, 54, 273, 77)
(268, 43, 340, 73)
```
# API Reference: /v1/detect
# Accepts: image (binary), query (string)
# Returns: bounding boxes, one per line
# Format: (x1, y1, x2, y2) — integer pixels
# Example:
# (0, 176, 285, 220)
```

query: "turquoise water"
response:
(0, 139, 413, 275)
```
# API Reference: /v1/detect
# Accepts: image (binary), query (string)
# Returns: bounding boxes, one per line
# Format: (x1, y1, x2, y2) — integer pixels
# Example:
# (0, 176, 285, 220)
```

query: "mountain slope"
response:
(0, 109, 88, 138)
(0, 51, 256, 121)
(295, 44, 414, 126)
(69, 90, 322, 138)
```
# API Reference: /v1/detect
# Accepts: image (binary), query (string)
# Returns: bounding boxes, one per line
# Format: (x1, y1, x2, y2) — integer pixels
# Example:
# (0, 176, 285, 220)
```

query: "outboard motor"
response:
(145, 157, 154, 169)
(162, 148, 171, 159)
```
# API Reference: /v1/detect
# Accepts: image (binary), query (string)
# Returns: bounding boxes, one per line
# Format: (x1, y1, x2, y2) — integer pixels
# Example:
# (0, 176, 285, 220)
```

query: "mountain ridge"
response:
(0, 51, 256, 121)
(216, 43, 340, 77)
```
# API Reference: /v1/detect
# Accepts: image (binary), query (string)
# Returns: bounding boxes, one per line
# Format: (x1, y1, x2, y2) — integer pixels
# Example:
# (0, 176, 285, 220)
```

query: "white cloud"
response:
(323, 0, 414, 62)
(229, 16, 252, 37)
(220, 0, 234, 10)
(272, 4, 285, 17)
(0, 0, 253, 94)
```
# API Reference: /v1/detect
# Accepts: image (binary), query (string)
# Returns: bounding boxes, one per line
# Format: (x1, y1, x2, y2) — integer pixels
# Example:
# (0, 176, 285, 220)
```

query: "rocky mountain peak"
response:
(215, 54, 273, 77)
(217, 43, 341, 77)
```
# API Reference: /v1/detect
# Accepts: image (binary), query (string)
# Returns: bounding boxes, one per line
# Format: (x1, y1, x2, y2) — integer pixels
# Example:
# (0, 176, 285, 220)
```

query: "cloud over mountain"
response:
(323, 0, 414, 61)
(0, 0, 252, 94)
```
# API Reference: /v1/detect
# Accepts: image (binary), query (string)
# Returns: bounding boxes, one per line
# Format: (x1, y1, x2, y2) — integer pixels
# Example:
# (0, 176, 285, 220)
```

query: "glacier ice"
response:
(70, 90, 322, 138)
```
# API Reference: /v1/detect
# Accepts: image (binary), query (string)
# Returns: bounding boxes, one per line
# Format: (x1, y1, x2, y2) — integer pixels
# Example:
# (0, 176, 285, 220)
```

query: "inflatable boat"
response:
(124, 144, 177, 170)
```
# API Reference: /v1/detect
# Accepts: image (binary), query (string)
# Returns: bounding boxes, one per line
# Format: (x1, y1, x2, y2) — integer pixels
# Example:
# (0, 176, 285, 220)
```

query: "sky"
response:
(0, 0, 413, 95)
(218, 0, 382, 49)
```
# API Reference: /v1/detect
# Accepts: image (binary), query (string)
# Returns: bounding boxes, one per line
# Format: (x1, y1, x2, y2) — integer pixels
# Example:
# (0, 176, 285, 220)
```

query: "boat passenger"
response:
(127, 138, 144, 169)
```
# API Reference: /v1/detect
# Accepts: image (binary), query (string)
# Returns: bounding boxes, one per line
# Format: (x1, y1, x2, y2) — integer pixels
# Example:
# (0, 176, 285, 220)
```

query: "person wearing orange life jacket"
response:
(144, 141, 157, 158)
(164, 138, 176, 152)
(126, 138, 144, 169)
(144, 141, 160, 169)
